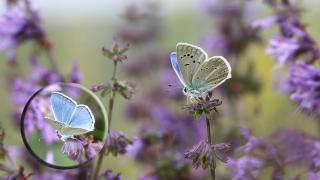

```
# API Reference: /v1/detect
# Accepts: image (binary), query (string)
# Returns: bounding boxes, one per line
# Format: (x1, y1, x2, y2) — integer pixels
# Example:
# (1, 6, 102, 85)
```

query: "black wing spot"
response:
(197, 61, 201, 64)
(181, 56, 183, 59)
(187, 54, 190, 56)
(184, 54, 187, 57)
(185, 64, 190, 66)
(193, 60, 196, 63)
(190, 56, 194, 58)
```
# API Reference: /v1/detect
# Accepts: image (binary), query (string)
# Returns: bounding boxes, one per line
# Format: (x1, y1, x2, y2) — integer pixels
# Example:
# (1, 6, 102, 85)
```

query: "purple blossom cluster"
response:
(228, 128, 320, 179)
(0, 1, 46, 62)
(255, 0, 320, 116)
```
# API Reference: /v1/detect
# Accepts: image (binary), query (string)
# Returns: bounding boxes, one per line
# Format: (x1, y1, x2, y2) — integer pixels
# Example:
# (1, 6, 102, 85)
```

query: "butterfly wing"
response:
(45, 117, 68, 131)
(59, 127, 90, 137)
(193, 56, 231, 93)
(51, 92, 77, 124)
(176, 43, 207, 86)
(68, 105, 95, 131)
(170, 52, 186, 86)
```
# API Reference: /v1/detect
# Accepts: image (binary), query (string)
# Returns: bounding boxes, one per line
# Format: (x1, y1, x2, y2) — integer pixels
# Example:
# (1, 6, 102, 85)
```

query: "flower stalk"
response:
(92, 61, 118, 180)
(206, 113, 216, 180)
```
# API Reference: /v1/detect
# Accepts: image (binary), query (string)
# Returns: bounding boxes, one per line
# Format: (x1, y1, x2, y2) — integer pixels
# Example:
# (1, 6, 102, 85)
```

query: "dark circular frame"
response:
(20, 82, 108, 169)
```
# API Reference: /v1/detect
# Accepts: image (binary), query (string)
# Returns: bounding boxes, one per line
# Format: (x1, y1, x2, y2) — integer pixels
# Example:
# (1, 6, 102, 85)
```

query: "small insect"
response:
(45, 92, 95, 141)
(170, 43, 232, 97)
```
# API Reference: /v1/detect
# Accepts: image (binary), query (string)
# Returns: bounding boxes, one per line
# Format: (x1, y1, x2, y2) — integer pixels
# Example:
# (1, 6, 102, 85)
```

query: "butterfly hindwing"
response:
(68, 105, 95, 131)
(51, 92, 76, 124)
(193, 56, 231, 92)
(59, 127, 90, 137)
(45, 117, 67, 131)
(176, 43, 207, 86)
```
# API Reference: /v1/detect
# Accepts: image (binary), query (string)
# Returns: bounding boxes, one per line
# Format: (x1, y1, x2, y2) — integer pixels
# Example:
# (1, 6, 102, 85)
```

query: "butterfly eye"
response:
(183, 87, 187, 93)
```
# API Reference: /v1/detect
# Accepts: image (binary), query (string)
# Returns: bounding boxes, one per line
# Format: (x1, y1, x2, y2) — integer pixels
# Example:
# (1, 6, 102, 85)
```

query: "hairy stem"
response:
(206, 114, 216, 180)
(92, 62, 118, 180)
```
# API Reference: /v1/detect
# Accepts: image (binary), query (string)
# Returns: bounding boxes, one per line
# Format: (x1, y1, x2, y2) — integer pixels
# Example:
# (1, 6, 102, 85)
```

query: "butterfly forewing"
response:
(51, 92, 77, 124)
(193, 56, 231, 92)
(176, 43, 207, 86)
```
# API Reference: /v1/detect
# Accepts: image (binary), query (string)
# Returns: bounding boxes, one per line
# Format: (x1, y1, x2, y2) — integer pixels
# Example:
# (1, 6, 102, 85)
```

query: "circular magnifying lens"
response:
(21, 83, 107, 169)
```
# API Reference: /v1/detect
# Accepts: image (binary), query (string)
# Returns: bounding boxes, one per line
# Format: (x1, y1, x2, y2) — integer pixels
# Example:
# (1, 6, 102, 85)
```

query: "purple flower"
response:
(266, 36, 300, 63)
(226, 156, 263, 180)
(0, 2, 45, 61)
(86, 140, 103, 159)
(61, 138, 85, 162)
(201, 0, 260, 57)
(285, 61, 320, 115)
(252, 16, 278, 29)
(184, 140, 215, 169)
(240, 128, 267, 153)
(106, 130, 132, 156)
(308, 172, 320, 180)
(100, 170, 121, 180)
(70, 60, 83, 83)
(150, 106, 206, 150)
(310, 142, 320, 171)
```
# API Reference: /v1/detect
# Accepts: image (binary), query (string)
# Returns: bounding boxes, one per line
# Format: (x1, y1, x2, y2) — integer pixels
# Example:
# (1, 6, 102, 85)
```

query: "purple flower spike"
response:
(226, 156, 263, 180)
(61, 138, 85, 162)
(106, 130, 132, 156)
(184, 140, 213, 169)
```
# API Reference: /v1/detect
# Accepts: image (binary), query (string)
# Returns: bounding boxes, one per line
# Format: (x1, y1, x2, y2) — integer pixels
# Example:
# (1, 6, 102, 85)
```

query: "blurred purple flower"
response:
(284, 61, 320, 115)
(61, 138, 85, 162)
(70, 60, 83, 83)
(310, 142, 320, 172)
(0, 2, 45, 61)
(266, 36, 300, 63)
(106, 130, 132, 156)
(308, 172, 320, 180)
(32, 170, 80, 180)
(226, 156, 263, 180)
(201, 0, 260, 57)
(100, 170, 121, 180)
(150, 106, 206, 150)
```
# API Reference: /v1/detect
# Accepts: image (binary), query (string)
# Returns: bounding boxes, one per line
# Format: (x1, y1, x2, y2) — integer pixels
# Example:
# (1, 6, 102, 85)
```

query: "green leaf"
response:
(194, 110, 203, 121)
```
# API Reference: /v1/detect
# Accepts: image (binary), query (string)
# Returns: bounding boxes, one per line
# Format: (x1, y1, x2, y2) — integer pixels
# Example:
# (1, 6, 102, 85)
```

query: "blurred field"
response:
(1, 0, 320, 178)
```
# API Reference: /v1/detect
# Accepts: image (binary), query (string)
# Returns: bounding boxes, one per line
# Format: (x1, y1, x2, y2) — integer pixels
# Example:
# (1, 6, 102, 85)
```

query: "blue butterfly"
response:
(45, 92, 95, 140)
(170, 43, 232, 98)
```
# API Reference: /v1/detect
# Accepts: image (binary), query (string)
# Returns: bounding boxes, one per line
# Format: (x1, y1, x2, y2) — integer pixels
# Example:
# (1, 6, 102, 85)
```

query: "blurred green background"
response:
(1, 0, 320, 178)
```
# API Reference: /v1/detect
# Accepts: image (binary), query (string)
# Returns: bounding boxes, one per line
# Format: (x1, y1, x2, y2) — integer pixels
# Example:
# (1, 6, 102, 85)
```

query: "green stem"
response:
(206, 114, 216, 180)
(92, 61, 118, 180)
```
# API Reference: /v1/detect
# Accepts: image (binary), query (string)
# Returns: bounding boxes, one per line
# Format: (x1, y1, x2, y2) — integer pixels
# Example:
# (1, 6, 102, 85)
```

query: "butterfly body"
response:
(171, 43, 232, 97)
(46, 92, 95, 141)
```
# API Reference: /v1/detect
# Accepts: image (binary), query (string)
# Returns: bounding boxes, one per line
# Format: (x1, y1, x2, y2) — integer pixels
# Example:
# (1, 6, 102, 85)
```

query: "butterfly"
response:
(45, 92, 95, 141)
(170, 43, 232, 98)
